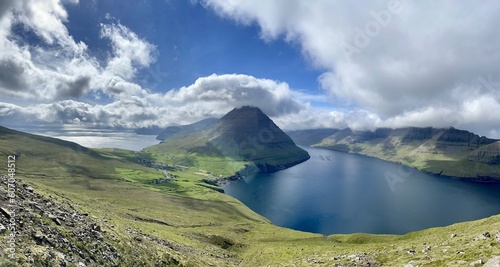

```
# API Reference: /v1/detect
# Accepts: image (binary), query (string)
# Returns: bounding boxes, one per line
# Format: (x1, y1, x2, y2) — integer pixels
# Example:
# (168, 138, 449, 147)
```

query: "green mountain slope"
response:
(144, 106, 310, 174)
(314, 127, 500, 181)
(0, 126, 500, 266)
(156, 118, 219, 141)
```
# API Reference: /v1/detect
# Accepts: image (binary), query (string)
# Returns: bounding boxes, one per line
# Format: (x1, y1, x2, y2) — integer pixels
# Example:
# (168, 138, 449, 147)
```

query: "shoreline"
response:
(314, 145, 500, 184)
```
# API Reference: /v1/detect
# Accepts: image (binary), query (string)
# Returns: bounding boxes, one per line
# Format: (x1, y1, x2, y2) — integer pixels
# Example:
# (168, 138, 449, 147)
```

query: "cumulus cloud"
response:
(161, 74, 305, 117)
(0, 0, 315, 132)
(2, 0, 500, 139)
(202, 0, 500, 136)
(100, 23, 157, 80)
(0, 72, 312, 129)
(0, 0, 156, 101)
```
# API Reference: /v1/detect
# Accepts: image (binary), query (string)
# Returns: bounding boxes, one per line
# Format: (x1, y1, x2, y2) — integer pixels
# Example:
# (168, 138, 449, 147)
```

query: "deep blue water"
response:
(223, 146, 500, 235)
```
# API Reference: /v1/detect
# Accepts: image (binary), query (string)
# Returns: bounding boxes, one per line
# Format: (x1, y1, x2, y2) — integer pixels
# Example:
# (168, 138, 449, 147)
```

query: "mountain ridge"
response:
(156, 118, 219, 141)
(1, 125, 500, 266)
(145, 106, 310, 173)
(285, 128, 339, 146)
(313, 126, 500, 181)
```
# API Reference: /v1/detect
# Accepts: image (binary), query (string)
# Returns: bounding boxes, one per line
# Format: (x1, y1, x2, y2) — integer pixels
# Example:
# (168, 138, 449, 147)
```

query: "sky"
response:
(0, 0, 499, 138)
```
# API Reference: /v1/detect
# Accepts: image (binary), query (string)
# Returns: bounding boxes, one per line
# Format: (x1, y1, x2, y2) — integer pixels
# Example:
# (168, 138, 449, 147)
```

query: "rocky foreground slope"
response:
(1, 125, 500, 266)
(2, 175, 500, 266)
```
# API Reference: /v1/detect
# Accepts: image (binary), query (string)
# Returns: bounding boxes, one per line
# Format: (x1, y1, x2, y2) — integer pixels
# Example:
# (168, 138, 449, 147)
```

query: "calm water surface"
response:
(223, 146, 500, 235)
(12, 125, 160, 151)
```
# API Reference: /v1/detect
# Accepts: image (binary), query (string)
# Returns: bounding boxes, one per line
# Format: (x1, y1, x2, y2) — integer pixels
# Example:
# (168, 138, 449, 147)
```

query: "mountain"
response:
(314, 127, 500, 181)
(145, 106, 310, 173)
(2, 126, 500, 266)
(286, 128, 339, 146)
(156, 118, 218, 141)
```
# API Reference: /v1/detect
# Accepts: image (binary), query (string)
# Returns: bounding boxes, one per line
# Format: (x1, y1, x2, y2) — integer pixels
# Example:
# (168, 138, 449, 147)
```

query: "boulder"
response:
(473, 232, 491, 241)
(470, 259, 483, 266)
(484, 256, 500, 267)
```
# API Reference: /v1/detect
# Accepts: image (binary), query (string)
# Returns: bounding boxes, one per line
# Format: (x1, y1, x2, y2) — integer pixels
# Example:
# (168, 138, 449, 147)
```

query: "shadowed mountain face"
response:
(319, 127, 497, 151)
(314, 127, 500, 180)
(203, 106, 310, 171)
(152, 106, 310, 173)
(286, 128, 339, 146)
(467, 141, 500, 165)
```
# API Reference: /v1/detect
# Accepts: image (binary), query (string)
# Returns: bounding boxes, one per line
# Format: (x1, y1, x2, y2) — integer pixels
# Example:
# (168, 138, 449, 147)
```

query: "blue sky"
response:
(64, 0, 323, 92)
(0, 0, 500, 138)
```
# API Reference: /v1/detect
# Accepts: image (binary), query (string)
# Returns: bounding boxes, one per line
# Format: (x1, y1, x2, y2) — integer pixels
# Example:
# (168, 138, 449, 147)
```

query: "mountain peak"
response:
(213, 106, 276, 137)
(151, 106, 310, 173)
(220, 106, 268, 120)
(203, 106, 309, 172)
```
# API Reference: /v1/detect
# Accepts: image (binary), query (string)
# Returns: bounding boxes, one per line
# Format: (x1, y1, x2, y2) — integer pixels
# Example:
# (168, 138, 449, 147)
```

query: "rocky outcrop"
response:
(466, 141, 500, 165)
(398, 127, 440, 142)
(0, 175, 119, 266)
(437, 127, 497, 150)
(319, 127, 497, 149)
(484, 256, 500, 267)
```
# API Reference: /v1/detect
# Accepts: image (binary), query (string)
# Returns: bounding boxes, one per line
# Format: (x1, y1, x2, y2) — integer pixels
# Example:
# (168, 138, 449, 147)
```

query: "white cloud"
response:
(0, 72, 311, 129)
(100, 23, 157, 80)
(0, 0, 156, 101)
(1, 0, 500, 140)
(202, 0, 500, 136)
(160, 74, 305, 117)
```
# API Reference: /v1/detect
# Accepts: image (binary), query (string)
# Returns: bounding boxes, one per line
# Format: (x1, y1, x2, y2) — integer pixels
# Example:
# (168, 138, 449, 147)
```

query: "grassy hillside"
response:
(1, 126, 500, 266)
(145, 107, 310, 174)
(314, 127, 500, 181)
(156, 118, 218, 141)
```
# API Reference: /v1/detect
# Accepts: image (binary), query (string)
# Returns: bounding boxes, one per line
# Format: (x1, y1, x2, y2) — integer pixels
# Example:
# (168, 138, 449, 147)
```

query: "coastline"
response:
(315, 145, 500, 184)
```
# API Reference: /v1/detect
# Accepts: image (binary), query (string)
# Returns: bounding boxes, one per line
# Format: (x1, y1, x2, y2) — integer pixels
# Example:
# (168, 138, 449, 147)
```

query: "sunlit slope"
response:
(0, 126, 499, 266)
(156, 118, 218, 141)
(146, 106, 310, 174)
(0, 125, 123, 179)
(314, 127, 500, 181)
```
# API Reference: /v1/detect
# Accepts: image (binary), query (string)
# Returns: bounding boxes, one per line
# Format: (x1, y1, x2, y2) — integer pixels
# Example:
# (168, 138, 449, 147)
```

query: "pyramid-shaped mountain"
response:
(154, 106, 310, 172)
(202, 106, 310, 171)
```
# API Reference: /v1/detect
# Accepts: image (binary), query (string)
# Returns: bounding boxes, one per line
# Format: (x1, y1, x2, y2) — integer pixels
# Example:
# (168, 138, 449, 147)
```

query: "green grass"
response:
(1, 126, 500, 266)
(315, 137, 500, 180)
(141, 139, 249, 177)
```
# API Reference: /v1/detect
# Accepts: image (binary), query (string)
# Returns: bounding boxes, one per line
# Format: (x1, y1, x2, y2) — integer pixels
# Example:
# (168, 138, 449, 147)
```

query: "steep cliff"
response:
(314, 127, 500, 181)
